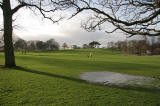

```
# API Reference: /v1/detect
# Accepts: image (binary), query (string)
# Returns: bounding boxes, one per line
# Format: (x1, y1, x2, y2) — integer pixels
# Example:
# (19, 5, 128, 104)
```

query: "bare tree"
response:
(14, 38, 26, 50)
(68, 0, 160, 37)
(107, 41, 115, 52)
(62, 43, 68, 50)
(151, 36, 156, 55)
(83, 44, 89, 49)
(0, 0, 70, 68)
(27, 41, 36, 50)
(46, 39, 59, 50)
(115, 41, 123, 50)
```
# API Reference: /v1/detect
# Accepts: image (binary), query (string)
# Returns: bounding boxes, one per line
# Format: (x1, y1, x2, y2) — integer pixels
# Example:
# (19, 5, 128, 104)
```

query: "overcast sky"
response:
(0, 2, 129, 47)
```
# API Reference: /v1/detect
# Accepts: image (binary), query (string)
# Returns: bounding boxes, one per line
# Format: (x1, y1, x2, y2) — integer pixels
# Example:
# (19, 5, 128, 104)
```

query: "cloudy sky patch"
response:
(0, 2, 128, 47)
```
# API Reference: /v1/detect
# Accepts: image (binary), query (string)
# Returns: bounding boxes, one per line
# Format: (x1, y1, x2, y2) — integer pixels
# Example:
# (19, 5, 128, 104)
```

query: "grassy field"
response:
(0, 49, 160, 106)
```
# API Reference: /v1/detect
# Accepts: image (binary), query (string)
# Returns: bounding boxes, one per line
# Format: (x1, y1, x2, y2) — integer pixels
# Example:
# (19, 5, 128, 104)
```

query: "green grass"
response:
(0, 49, 160, 106)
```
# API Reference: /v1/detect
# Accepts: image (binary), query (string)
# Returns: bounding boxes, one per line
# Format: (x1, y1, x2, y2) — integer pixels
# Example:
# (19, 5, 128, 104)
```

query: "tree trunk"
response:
(3, 0, 16, 68)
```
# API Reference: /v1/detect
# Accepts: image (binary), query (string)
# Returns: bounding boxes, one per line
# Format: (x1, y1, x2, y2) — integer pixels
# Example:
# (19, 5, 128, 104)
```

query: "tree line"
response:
(14, 38, 59, 53)
(83, 41, 101, 49)
(107, 36, 160, 56)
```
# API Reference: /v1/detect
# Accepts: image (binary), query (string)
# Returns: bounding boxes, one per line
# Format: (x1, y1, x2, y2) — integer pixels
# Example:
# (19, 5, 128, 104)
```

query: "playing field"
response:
(0, 49, 160, 106)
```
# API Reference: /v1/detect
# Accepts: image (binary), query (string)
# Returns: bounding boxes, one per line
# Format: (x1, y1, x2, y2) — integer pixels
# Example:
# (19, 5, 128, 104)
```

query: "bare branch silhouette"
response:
(68, 0, 160, 36)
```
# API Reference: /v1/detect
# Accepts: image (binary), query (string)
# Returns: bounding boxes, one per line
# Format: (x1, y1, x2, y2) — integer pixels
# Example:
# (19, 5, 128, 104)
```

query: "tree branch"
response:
(110, 21, 160, 37)
(68, 0, 160, 26)
(12, 3, 27, 15)
(26, 4, 63, 23)
(11, 1, 65, 23)
(79, 7, 160, 26)
(69, 0, 160, 36)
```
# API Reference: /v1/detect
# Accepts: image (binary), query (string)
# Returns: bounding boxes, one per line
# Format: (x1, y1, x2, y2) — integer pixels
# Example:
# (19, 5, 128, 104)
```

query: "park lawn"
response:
(0, 49, 160, 106)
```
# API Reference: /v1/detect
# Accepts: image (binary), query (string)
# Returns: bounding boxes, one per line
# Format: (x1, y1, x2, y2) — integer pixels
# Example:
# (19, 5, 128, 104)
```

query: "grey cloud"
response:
(12, 9, 128, 47)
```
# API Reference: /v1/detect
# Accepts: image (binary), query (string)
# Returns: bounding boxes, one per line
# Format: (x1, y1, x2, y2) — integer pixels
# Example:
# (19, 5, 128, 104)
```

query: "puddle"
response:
(79, 72, 160, 88)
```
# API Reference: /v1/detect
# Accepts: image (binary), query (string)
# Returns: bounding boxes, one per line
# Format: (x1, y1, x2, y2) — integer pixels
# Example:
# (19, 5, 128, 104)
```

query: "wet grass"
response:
(0, 49, 160, 106)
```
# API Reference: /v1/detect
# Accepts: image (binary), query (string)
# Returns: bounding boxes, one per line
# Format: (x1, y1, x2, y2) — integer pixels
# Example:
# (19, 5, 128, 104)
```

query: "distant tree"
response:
(139, 40, 147, 55)
(27, 41, 36, 50)
(62, 43, 68, 50)
(14, 39, 27, 50)
(83, 44, 89, 49)
(129, 40, 146, 56)
(36, 41, 45, 50)
(127, 40, 136, 54)
(46, 39, 59, 50)
(108, 36, 160, 55)
(115, 41, 123, 50)
(122, 41, 128, 53)
(89, 41, 101, 48)
(151, 36, 156, 55)
(14, 39, 28, 54)
(107, 42, 115, 52)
